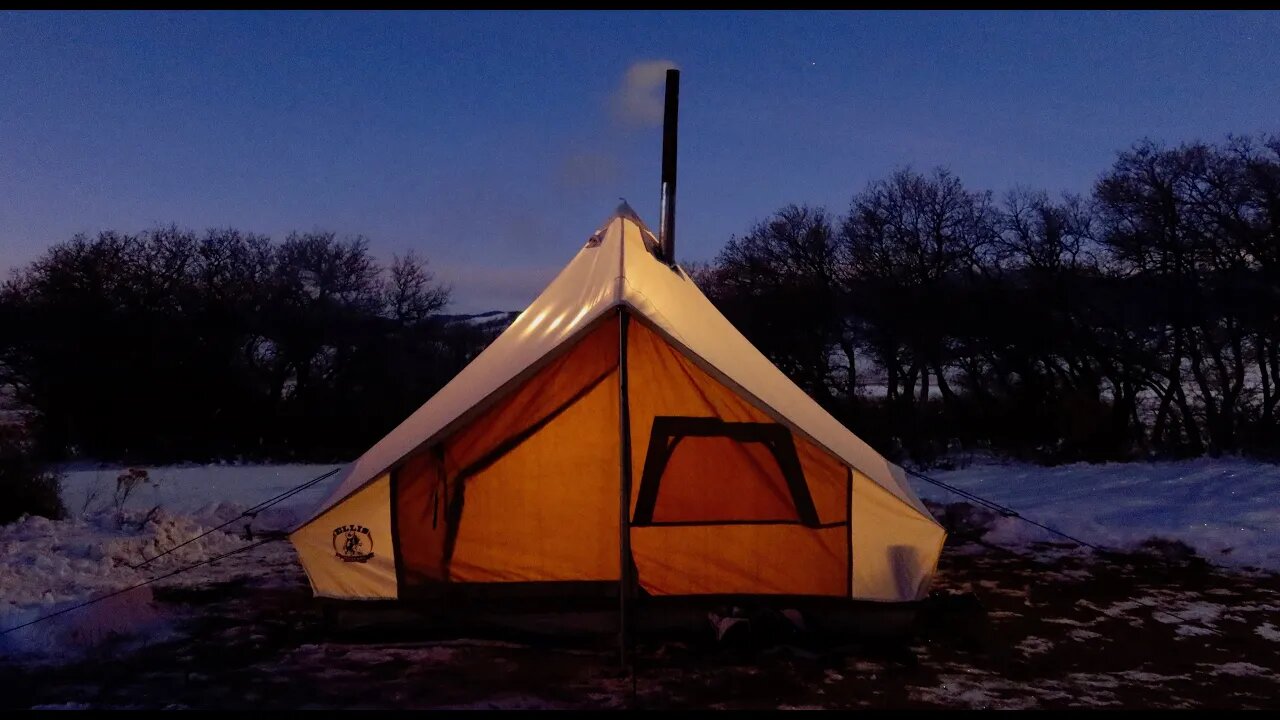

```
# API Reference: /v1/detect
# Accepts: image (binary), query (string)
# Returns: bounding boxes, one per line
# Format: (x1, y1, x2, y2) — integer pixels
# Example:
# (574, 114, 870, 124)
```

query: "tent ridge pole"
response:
(617, 306, 635, 671)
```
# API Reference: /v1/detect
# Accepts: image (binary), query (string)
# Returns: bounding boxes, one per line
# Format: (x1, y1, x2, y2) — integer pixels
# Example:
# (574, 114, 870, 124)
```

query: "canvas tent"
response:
(289, 206, 945, 606)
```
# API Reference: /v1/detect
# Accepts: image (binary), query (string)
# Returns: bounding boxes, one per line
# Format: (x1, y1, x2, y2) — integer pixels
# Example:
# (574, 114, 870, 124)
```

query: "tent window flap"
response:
(631, 416, 821, 527)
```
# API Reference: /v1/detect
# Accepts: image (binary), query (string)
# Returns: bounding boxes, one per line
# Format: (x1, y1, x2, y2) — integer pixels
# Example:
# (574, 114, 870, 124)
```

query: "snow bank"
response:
(913, 457, 1280, 571)
(58, 463, 340, 526)
(1, 463, 344, 661)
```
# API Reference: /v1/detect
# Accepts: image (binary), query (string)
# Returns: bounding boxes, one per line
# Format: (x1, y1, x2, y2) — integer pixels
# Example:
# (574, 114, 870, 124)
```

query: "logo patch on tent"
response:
(332, 525, 375, 563)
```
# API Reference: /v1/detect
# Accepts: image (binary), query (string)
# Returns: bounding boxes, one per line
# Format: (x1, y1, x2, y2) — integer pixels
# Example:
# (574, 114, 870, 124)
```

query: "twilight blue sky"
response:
(2, 10, 1278, 312)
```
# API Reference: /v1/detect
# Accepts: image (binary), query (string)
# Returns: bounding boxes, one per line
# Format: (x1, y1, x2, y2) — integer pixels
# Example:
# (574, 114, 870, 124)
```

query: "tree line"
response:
(691, 134, 1280, 463)
(0, 228, 506, 462)
(1, 133, 1277, 466)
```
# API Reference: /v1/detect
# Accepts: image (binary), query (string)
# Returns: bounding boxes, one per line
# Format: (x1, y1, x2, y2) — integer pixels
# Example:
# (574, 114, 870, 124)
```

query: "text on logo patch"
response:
(332, 524, 375, 563)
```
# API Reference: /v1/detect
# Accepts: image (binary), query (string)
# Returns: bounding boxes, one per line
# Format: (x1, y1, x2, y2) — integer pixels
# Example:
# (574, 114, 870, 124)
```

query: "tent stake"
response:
(617, 308, 635, 672)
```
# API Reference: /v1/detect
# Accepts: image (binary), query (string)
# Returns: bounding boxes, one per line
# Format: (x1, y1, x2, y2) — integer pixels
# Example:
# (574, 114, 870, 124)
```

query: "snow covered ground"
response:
(2, 458, 1279, 666)
(1, 463, 341, 660)
(912, 457, 1280, 572)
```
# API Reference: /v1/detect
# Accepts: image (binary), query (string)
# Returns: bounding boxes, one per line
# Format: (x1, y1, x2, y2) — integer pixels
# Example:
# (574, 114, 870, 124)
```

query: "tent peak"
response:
(613, 199, 644, 225)
(606, 201, 663, 259)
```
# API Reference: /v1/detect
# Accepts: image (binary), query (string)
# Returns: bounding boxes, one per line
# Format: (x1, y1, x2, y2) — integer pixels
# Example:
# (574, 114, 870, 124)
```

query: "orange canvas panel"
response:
(394, 450, 450, 586)
(448, 368, 621, 582)
(649, 436, 798, 523)
(443, 315, 619, 479)
(395, 317, 620, 586)
(624, 318, 851, 597)
(631, 524, 847, 596)
(626, 319, 848, 524)
(793, 436, 849, 525)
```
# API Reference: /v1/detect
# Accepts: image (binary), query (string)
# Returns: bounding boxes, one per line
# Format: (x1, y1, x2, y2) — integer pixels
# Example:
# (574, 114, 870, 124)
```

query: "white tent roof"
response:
(301, 207, 931, 525)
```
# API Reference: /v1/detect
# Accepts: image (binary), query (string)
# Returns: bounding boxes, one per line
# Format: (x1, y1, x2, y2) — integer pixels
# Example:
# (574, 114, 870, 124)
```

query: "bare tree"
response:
(714, 205, 851, 403)
(385, 251, 450, 326)
(840, 167, 997, 412)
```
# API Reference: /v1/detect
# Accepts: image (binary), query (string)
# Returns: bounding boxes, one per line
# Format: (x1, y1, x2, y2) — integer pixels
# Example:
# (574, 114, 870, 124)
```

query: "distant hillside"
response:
(438, 310, 520, 334)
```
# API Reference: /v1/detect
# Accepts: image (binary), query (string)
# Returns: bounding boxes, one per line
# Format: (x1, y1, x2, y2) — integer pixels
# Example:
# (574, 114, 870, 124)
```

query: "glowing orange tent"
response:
(289, 205, 945, 607)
